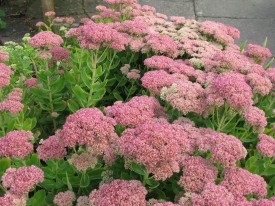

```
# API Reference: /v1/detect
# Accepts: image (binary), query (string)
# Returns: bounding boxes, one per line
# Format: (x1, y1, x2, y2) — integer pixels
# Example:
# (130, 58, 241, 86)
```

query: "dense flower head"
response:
(0, 63, 14, 88)
(1, 191, 27, 206)
(242, 106, 267, 133)
(68, 152, 98, 171)
(178, 156, 218, 193)
(245, 43, 272, 64)
(265, 68, 275, 92)
(103, 0, 138, 5)
(115, 19, 149, 35)
(153, 203, 181, 206)
(0, 130, 33, 159)
(144, 55, 174, 71)
(89, 179, 147, 205)
(37, 130, 67, 161)
(168, 59, 195, 76)
(28, 31, 63, 49)
(0, 50, 9, 62)
(0, 196, 12, 206)
(37, 50, 52, 60)
(66, 22, 129, 51)
(44, 11, 55, 17)
(190, 183, 234, 206)
(245, 73, 272, 96)
(117, 122, 193, 180)
(76, 196, 90, 206)
(1, 165, 44, 195)
(161, 80, 206, 115)
(251, 199, 275, 206)
(92, 9, 120, 22)
(104, 95, 167, 127)
(257, 134, 275, 157)
(144, 34, 179, 58)
(220, 167, 267, 198)
(53, 190, 76, 206)
(141, 70, 178, 95)
(0, 88, 24, 114)
(60, 108, 118, 156)
(205, 72, 253, 110)
(50, 47, 70, 62)
(126, 69, 141, 79)
(199, 21, 239, 45)
(128, 36, 146, 52)
(24, 77, 38, 88)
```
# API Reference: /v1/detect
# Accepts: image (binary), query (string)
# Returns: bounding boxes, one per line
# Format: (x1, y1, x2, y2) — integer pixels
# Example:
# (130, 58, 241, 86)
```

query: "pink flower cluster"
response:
(104, 95, 167, 127)
(24, 77, 38, 88)
(54, 17, 75, 24)
(117, 122, 192, 180)
(0, 130, 33, 159)
(116, 19, 149, 35)
(257, 134, 275, 157)
(0, 50, 9, 62)
(245, 73, 272, 96)
(191, 183, 234, 206)
(199, 20, 240, 45)
(37, 130, 67, 161)
(50, 46, 70, 62)
(220, 167, 267, 199)
(0, 88, 24, 114)
(242, 106, 267, 133)
(66, 22, 129, 51)
(29, 31, 63, 49)
(178, 156, 218, 193)
(53, 190, 76, 206)
(1, 165, 44, 195)
(68, 152, 98, 171)
(92, 8, 120, 22)
(60, 108, 118, 157)
(244, 43, 273, 64)
(0, 63, 14, 88)
(89, 179, 147, 205)
(205, 72, 253, 111)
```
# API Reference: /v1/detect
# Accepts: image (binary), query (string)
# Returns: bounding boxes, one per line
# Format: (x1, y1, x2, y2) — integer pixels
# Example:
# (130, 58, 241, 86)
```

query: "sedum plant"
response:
(0, 0, 275, 205)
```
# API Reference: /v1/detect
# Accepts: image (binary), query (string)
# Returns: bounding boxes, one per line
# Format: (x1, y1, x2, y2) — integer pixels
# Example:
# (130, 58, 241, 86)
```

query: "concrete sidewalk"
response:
(1, 0, 275, 59)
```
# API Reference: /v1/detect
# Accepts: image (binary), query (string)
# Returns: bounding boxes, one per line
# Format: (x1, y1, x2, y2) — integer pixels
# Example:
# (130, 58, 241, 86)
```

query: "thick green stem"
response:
(142, 172, 149, 186)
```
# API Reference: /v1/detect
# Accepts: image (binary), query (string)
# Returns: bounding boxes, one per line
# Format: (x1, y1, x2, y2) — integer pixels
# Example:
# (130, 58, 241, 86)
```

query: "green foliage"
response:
(0, 9, 7, 29)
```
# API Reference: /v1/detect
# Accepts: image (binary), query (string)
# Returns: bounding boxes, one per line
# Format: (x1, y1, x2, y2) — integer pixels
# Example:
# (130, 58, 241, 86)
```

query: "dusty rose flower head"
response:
(24, 77, 38, 88)
(141, 70, 177, 95)
(37, 130, 67, 161)
(66, 23, 129, 51)
(118, 122, 192, 180)
(76, 196, 90, 206)
(37, 50, 52, 60)
(50, 47, 70, 62)
(0, 88, 24, 114)
(60, 108, 118, 157)
(220, 167, 267, 198)
(153, 203, 181, 206)
(126, 69, 141, 79)
(105, 95, 167, 127)
(0, 130, 33, 159)
(257, 134, 275, 157)
(0, 50, 9, 62)
(89, 179, 147, 206)
(115, 19, 149, 35)
(35, 21, 45, 27)
(120, 63, 130, 74)
(178, 156, 218, 193)
(44, 11, 55, 17)
(245, 43, 272, 64)
(144, 55, 174, 71)
(0, 63, 14, 88)
(0, 196, 12, 206)
(53, 190, 76, 206)
(145, 34, 179, 58)
(251, 198, 275, 206)
(242, 106, 267, 133)
(161, 80, 206, 115)
(92, 9, 120, 22)
(246, 73, 272, 96)
(168, 60, 195, 77)
(2, 191, 27, 206)
(205, 72, 253, 111)
(29, 31, 63, 49)
(68, 152, 98, 171)
(190, 183, 234, 206)
(1, 165, 44, 195)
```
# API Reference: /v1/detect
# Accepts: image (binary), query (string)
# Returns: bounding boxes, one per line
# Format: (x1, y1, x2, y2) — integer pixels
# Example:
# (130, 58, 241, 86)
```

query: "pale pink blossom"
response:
(115, 19, 149, 35)
(0, 50, 9, 62)
(242, 106, 267, 133)
(76, 196, 90, 206)
(53, 191, 76, 206)
(29, 31, 63, 49)
(220, 167, 267, 198)
(0, 63, 14, 88)
(246, 73, 272, 96)
(0, 88, 24, 114)
(257, 134, 275, 157)
(24, 77, 38, 88)
(144, 55, 174, 71)
(89, 179, 147, 206)
(245, 43, 272, 64)
(37, 130, 67, 161)
(44, 11, 55, 17)
(50, 47, 70, 62)
(126, 69, 141, 79)
(68, 152, 98, 171)
(1, 165, 44, 195)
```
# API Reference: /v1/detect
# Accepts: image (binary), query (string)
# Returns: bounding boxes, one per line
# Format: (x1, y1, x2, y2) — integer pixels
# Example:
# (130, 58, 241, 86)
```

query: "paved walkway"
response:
(1, 0, 275, 61)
